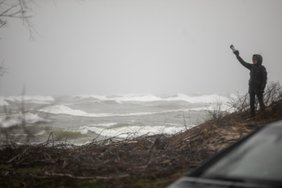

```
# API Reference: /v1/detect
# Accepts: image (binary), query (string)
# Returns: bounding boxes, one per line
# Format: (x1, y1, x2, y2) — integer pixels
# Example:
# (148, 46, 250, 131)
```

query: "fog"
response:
(0, 0, 282, 96)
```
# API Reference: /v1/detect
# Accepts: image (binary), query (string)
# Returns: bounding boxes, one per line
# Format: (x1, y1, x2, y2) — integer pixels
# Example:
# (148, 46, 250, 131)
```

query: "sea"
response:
(0, 93, 233, 145)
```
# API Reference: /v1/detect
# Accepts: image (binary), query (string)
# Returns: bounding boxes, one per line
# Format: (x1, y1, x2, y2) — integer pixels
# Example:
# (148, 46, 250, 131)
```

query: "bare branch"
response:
(0, 0, 35, 38)
(0, 5, 18, 17)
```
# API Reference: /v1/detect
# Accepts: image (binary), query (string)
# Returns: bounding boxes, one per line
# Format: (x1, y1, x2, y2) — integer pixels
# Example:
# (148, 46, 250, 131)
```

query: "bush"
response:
(228, 81, 282, 113)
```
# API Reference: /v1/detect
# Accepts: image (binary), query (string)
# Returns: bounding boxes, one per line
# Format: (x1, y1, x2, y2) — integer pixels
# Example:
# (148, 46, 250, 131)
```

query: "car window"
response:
(201, 125, 282, 182)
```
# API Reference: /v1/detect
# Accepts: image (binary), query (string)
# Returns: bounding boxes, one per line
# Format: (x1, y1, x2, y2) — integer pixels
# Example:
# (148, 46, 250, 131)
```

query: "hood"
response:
(253, 54, 263, 65)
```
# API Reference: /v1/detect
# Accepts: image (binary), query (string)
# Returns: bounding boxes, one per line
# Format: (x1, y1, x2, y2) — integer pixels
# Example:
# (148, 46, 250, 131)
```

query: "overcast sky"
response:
(0, 0, 282, 96)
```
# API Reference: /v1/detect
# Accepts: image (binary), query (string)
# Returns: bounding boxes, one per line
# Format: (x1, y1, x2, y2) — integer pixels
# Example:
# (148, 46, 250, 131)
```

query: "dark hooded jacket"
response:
(236, 54, 267, 93)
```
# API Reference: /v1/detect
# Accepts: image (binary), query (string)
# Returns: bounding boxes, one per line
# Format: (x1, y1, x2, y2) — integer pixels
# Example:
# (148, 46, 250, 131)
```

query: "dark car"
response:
(168, 121, 282, 188)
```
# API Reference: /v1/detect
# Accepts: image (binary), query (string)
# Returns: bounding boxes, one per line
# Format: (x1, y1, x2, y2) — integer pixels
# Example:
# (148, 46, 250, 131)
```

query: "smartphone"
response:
(230, 44, 236, 52)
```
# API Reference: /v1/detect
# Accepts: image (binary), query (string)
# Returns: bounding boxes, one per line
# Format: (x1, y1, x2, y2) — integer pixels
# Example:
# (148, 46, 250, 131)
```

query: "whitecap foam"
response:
(94, 122, 118, 127)
(39, 105, 96, 116)
(80, 123, 119, 133)
(23, 112, 49, 124)
(111, 94, 162, 103)
(39, 105, 123, 117)
(39, 105, 202, 117)
(4, 96, 54, 104)
(2, 94, 231, 105)
(0, 117, 20, 128)
(75, 94, 162, 103)
(166, 93, 230, 104)
(39, 105, 160, 117)
(75, 95, 109, 102)
(78, 124, 190, 138)
(0, 112, 48, 128)
(0, 97, 9, 106)
(75, 93, 231, 104)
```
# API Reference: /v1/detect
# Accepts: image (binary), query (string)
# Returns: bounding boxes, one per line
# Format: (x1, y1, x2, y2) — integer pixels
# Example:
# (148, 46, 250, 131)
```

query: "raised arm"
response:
(233, 50, 252, 70)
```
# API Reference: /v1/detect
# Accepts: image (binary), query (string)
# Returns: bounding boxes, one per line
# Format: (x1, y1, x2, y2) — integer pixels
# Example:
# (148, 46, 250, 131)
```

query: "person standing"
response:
(231, 45, 267, 117)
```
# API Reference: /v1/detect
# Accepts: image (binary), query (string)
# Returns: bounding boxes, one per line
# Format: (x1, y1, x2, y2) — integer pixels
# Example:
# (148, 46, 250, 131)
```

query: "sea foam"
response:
(75, 93, 230, 104)
(0, 112, 48, 128)
(0, 97, 9, 106)
(78, 124, 194, 138)
(39, 104, 211, 117)
(1, 96, 54, 104)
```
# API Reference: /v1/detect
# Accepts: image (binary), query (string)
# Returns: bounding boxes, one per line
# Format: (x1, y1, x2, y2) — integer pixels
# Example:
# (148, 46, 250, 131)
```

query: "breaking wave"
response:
(0, 96, 55, 105)
(39, 105, 156, 117)
(38, 104, 214, 117)
(0, 112, 48, 128)
(0, 98, 9, 106)
(75, 93, 231, 104)
(78, 124, 196, 138)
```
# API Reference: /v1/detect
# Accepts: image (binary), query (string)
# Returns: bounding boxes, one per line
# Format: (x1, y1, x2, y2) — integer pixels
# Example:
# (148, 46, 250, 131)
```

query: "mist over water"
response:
(0, 93, 232, 144)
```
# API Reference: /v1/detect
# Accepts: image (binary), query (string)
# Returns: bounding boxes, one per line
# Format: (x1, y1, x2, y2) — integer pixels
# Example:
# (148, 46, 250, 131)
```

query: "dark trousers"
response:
(249, 88, 265, 116)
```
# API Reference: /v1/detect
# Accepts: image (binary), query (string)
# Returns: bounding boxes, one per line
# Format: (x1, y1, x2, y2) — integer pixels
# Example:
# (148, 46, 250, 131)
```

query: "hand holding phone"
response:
(230, 44, 236, 52)
(230, 44, 239, 56)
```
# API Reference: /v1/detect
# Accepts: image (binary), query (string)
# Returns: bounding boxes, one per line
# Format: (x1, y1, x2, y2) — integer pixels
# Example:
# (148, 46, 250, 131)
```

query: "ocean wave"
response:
(0, 97, 9, 106)
(24, 112, 49, 124)
(75, 93, 231, 104)
(1, 94, 234, 105)
(75, 94, 162, 103)
(166, 93, 230, 104)
(1, 96, 55, 104)
(1, 94, 231, 105)
(79, 123, 118, 134)
(0, 112, 48, 128)
(78, 124, 193, 138)
(39, 105, 157, 117)
(38, 104, 214, 117)
(39, 105, 98, 117)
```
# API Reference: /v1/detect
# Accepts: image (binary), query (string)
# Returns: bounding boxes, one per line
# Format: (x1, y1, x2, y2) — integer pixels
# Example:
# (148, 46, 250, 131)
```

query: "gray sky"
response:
(0, 0, 282, 96)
